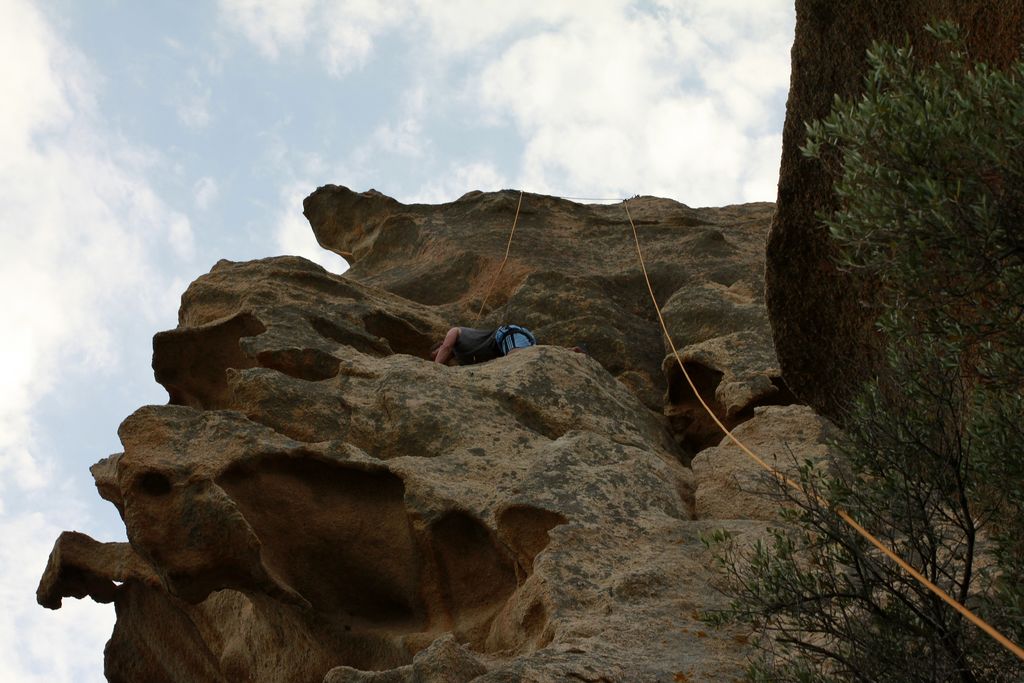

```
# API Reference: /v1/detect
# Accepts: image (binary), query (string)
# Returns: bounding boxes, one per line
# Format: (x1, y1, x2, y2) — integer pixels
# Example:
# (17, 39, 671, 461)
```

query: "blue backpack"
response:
(495, 324, 536, 355)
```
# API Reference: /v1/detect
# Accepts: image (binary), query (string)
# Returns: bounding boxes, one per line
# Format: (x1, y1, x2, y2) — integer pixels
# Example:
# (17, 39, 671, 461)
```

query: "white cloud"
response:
(176, 90, 212, 128)
(409, 160, 508, 203)
(0, 507, 115, 683)
(740, 133, 784, 202)
(319, 0, 413, 76)
(657, 0, 793, 46)
(0, 4, 73, 150)
(341, 86, 431, 175)
(409, 0, 581, 56)
(174, 67, 213, 129)
(0, 2, 196, 680)
(217, 1, 792, 205)
(218, 0, 317, 58)
(369, 116, 425, 158)
(219, 0, 410, 73)
(219, 0, 586, 69)
(473, 3, 793, 204)
(169, 215, 197, 260)
(194, 175, 220, 210)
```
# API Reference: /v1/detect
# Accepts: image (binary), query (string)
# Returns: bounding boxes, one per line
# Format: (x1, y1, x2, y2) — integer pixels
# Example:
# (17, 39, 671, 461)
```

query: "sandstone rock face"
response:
(692, 405, 837, 521)
(305, 186, 791, 444)
(767, 0, 1024, 419)
(38, 188, 819, 681)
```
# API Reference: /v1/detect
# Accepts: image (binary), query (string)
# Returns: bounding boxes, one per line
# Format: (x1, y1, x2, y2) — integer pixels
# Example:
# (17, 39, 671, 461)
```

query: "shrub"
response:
(708, 22, 1024, 682)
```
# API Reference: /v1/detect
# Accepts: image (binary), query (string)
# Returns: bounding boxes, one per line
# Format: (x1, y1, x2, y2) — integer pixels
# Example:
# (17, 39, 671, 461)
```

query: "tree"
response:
(707, 23, 1024, 682)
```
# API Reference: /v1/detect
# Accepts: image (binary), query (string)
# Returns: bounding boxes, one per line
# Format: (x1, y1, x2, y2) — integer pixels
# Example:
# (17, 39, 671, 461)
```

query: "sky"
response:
(0, 1, 795, 680)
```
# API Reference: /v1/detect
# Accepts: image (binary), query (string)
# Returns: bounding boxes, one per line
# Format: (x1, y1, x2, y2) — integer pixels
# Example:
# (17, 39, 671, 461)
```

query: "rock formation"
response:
(766, 0, 1024, 419)
(303, 187, 794, 447)
(38, 186, 832, 681)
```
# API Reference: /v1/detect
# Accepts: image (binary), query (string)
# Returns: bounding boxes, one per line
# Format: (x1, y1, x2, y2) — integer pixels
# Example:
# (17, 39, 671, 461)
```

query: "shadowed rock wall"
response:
(767, 0, 1024, 419)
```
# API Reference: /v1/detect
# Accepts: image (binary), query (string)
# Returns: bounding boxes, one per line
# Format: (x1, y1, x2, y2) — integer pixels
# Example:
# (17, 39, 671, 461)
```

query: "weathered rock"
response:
(663, 330, 796, 455)
(767, 0, 1024, 419)
(37, 532, 160, 609)
(324, 634, 486, 683)
(692, 405, 838, 521)
(39, 189, 812, 681)
(304, 186, 785, 429)
(643, 203, 793, 455)
(153, 256, 442, 410)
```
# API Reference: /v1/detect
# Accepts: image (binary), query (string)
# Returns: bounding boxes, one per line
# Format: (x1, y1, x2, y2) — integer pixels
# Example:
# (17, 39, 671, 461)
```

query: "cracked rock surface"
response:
(39, 188, 833, 681)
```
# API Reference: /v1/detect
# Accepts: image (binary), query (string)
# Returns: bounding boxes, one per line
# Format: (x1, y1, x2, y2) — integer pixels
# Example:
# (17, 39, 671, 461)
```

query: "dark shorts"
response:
(453, 327, 499, 364)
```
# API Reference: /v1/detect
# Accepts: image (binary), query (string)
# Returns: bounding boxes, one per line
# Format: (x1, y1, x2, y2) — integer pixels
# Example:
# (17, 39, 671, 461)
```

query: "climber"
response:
(432, 325, 537, 365)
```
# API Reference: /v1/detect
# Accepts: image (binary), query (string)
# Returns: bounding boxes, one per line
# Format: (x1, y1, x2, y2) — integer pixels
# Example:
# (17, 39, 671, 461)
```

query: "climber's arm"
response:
(432, 327, 460, 365)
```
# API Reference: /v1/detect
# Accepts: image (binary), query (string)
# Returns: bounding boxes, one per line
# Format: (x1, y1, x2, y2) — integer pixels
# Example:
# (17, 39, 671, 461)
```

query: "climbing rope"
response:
(621, 199, 1024, 663)
(474, 189, 524, 322)
(475, 191, 629, 321)
(474, 187, 1024, 662)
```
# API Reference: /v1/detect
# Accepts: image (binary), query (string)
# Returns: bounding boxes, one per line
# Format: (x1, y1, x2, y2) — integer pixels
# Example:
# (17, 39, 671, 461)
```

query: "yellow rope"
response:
(474, 189, 524, 323)
(622, 199, 1024, 663)
(473, 189, 1024, 660)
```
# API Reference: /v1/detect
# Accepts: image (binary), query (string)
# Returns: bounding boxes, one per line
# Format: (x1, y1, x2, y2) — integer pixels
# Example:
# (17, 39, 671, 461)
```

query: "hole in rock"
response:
(770, 376, 798, 405)
(214, 457, 534, 668)
(255, 348, 341, 381)
(153, 312, 265, 409)
(732, 376, 800, 421)
(665, 361, 730, 456)
(136, 471, 172, 497)
(217, 456, 424, 631)
(361, 311, 433, 358)
(497, 505, 567, 575)
(309, 316, 391, 356)
(667, 361, 722, 405)
(430, 511, 518, 648)
(667, 365, 801, 457)
(521, 599, 551, 647)
(493, 391, 567, 442)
